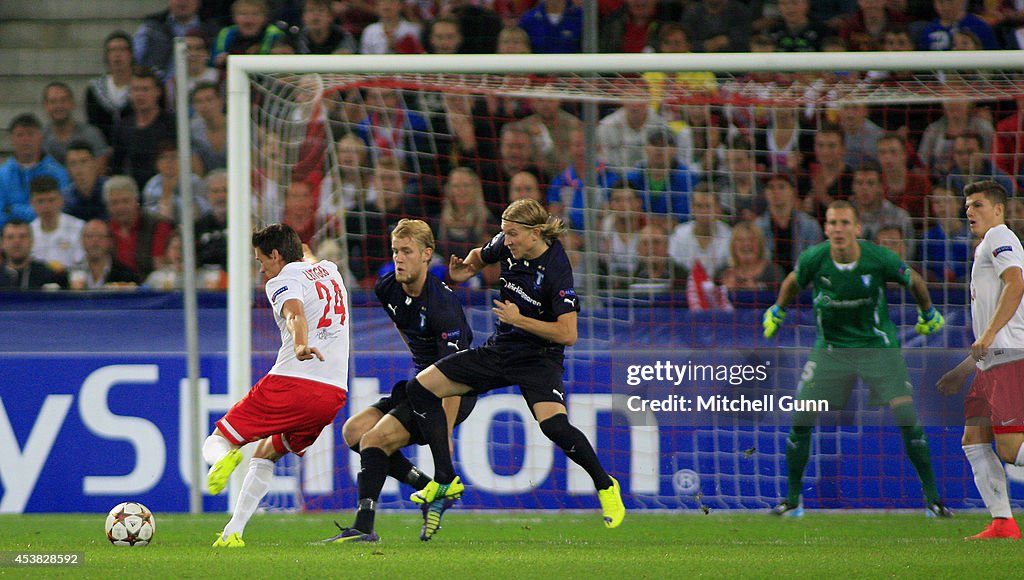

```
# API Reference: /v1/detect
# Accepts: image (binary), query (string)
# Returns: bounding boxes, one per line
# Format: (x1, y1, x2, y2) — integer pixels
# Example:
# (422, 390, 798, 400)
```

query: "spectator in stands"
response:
(598, 185, 645, 289)
(667, 101, 724, 179)
(212, 0, 287, 68)
(875, 224, 911, 262)
(838, 102, 884, 168)
(479, 122, 544, 213)
(296, 0, 357, 54)
(0, 219, 67, 290)
(756, 171, 822, 273)
(144, 232, 186, 290)
(521, 96, 582, 178)
(918, 0, 999, 50)
(437, 167, 494, 259)
(320, 133, 373, 216)
(918, 100, 995, 179)
(355, 87, 432, 173)
(63, 141, 109, 222)
(441, 0, 503, 53)
(359, 0, 424, 54)
(104, 175, 174, 280)
(189, 82, 227, 174)
(643, 24, 718, 114)
(681, 0, 753, 53)
(87, 31, 135, 144)
(66, 219, 139, 289)
(634, 221, 683, 287)
(850, 162, 915, 254)
(598, 0, 680, 53)
(668, 187, 732, 277)
(29, 176, 84, 272)
(840, 0, 911, 51)
(346, 156, 415, 283)
(920, 185, 971, 283)
(165, 32, 220, 113)
(752, 103, 805, 174)
(281, 180, 318, 245)
(425, 15, 463, 54)
(142, 140, 208, 223)
(41, 82, 110, 170)
(626, 127, 699, 225)
(717, 221, 785, 291)
(496, 23, 532, 54)
(134, 0, 216, 80)
(801, 124, 853, 221)
(508, 170, 544, 204)
(111, 67, 178, 189)
(518, 0, 583, 53)
(329, 0, 378, 40)
(715, 137, 765, 222)
(944, 132, 1017, 195)
(195, 169, 228, 270)
(547, 127, 610, 230)
(877, 132, 931, 222)
(768, 0, 836, 51)
(598, 99, 670, 175)
(993, 96, 1024, 192)
(1006, 197, 1024, 241)
(0, 114, 72, 229)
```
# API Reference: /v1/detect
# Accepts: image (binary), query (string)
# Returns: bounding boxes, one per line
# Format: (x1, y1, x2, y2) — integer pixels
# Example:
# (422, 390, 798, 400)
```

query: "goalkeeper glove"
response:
(763, 305, 786, 338)
(915, 307, 945, 335)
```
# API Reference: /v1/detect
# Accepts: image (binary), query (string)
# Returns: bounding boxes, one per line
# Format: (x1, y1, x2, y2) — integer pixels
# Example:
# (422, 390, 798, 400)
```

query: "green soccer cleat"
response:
(212, 531, 245, 548)
(420, 497, 456, 541)
(207, 448, 242, 495)
(597, 476, 625, 529)
(409, 476, 465, 505)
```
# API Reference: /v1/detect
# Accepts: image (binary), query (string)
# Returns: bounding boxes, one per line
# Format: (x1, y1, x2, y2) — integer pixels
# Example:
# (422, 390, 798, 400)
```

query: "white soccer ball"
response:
(104, 502, 155, 547)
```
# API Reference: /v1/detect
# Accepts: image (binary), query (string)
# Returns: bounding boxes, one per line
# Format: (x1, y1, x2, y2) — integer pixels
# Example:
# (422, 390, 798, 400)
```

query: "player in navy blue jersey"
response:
(324, 219, 475, 543)
(405, 199, 626, 531)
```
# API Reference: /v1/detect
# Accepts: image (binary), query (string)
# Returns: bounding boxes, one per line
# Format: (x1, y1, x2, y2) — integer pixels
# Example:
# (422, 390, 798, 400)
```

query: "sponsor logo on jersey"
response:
(500, 278, 542, 307)
(993, 245, 1013, 257)
(270, 286, 288, 303)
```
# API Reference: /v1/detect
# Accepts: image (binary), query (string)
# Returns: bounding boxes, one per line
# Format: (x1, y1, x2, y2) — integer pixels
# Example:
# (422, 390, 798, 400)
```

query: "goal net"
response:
(225, 52, 1024, 513)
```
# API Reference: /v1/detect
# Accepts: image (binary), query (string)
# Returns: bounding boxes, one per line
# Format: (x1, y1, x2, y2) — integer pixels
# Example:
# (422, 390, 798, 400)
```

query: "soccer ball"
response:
(104, 502, 155, 547)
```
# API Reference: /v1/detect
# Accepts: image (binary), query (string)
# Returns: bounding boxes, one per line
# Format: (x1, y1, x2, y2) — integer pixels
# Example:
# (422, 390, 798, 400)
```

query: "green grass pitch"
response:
(1, 511, 1021, 578)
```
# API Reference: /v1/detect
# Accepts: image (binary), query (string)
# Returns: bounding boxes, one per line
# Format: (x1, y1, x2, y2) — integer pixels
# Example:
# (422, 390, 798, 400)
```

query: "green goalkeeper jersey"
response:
(794, 240, 912, 349)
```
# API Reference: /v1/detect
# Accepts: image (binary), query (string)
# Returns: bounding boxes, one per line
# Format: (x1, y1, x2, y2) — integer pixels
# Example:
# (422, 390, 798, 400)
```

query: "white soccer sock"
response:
(964, 444, 1012, 519)
(222, 458, 275, 539)
(203, 434, 233, 466)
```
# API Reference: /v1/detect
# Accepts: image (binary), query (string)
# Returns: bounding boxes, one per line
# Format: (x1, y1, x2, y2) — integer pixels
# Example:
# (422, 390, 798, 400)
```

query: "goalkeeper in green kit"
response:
(763, 200, 952, 518)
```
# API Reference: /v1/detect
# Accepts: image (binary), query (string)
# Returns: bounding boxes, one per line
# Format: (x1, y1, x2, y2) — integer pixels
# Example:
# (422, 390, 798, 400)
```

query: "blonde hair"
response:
(442, 167, 488, 224)
(502, 198, 566, 241)
(729, 221, 768, 265)
(392, 218, 435, 251)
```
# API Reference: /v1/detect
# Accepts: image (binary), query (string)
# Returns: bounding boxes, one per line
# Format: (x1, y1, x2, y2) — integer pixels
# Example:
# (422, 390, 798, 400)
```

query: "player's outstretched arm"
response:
(937, 354, 975, 396)
(972, 266, 1024, 360)
(763, 271, 800, 338)
(449, 248, 484, 283)
(283, 298, 324, 361)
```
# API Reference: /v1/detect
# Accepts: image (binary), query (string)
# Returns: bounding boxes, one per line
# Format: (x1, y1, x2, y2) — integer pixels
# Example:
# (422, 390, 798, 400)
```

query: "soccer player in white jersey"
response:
(203, 223, 351, 547)
(938, 180, 1024, 540)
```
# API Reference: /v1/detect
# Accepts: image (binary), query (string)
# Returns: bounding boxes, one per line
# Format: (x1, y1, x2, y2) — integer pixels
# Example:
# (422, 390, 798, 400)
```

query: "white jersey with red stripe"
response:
(265, 260, 350, 389)
(971, 224, 1024, 371)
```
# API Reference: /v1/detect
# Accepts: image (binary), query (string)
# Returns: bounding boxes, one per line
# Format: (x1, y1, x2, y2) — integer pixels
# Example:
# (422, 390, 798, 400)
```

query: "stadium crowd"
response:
(2, 0, 1024, 303)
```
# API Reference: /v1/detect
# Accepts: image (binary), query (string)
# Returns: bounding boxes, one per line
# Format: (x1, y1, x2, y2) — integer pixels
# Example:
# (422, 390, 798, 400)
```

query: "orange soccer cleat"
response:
(965, 518, 1021, 540)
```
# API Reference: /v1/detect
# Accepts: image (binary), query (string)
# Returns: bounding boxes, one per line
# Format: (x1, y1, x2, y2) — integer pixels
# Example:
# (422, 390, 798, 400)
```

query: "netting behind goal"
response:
(229, 53, 1024, 512)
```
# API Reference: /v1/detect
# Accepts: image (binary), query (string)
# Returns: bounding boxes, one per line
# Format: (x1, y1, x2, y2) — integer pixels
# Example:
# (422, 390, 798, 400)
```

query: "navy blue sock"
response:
(353, 447, 389, 533)
(539, 414, 613, 490)
(405, 378, 455, 483)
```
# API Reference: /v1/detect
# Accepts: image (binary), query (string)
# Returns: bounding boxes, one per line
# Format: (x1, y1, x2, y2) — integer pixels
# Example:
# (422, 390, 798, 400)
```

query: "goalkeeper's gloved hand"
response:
(763, 305, 786, 339)
(915, 306, 945, 335)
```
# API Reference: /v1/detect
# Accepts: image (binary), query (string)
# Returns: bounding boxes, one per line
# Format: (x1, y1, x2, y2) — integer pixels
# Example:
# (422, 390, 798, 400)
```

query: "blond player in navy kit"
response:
(203, 223, 351, 547)
(939, 181, 1024, 540)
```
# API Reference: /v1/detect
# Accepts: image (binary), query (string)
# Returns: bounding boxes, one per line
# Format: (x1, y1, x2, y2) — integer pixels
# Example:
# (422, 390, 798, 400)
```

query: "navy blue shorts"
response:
(370, 380, 477, 445)
(433, 343, 567, 413)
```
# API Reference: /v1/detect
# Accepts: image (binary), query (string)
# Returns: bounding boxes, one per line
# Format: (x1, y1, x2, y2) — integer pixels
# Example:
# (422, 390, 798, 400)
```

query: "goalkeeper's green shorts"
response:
(795, 347, 913, 410)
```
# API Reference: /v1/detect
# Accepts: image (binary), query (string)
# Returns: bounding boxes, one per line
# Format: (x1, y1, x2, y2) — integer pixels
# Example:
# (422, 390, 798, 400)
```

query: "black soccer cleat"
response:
(926, 501, 954, 519)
